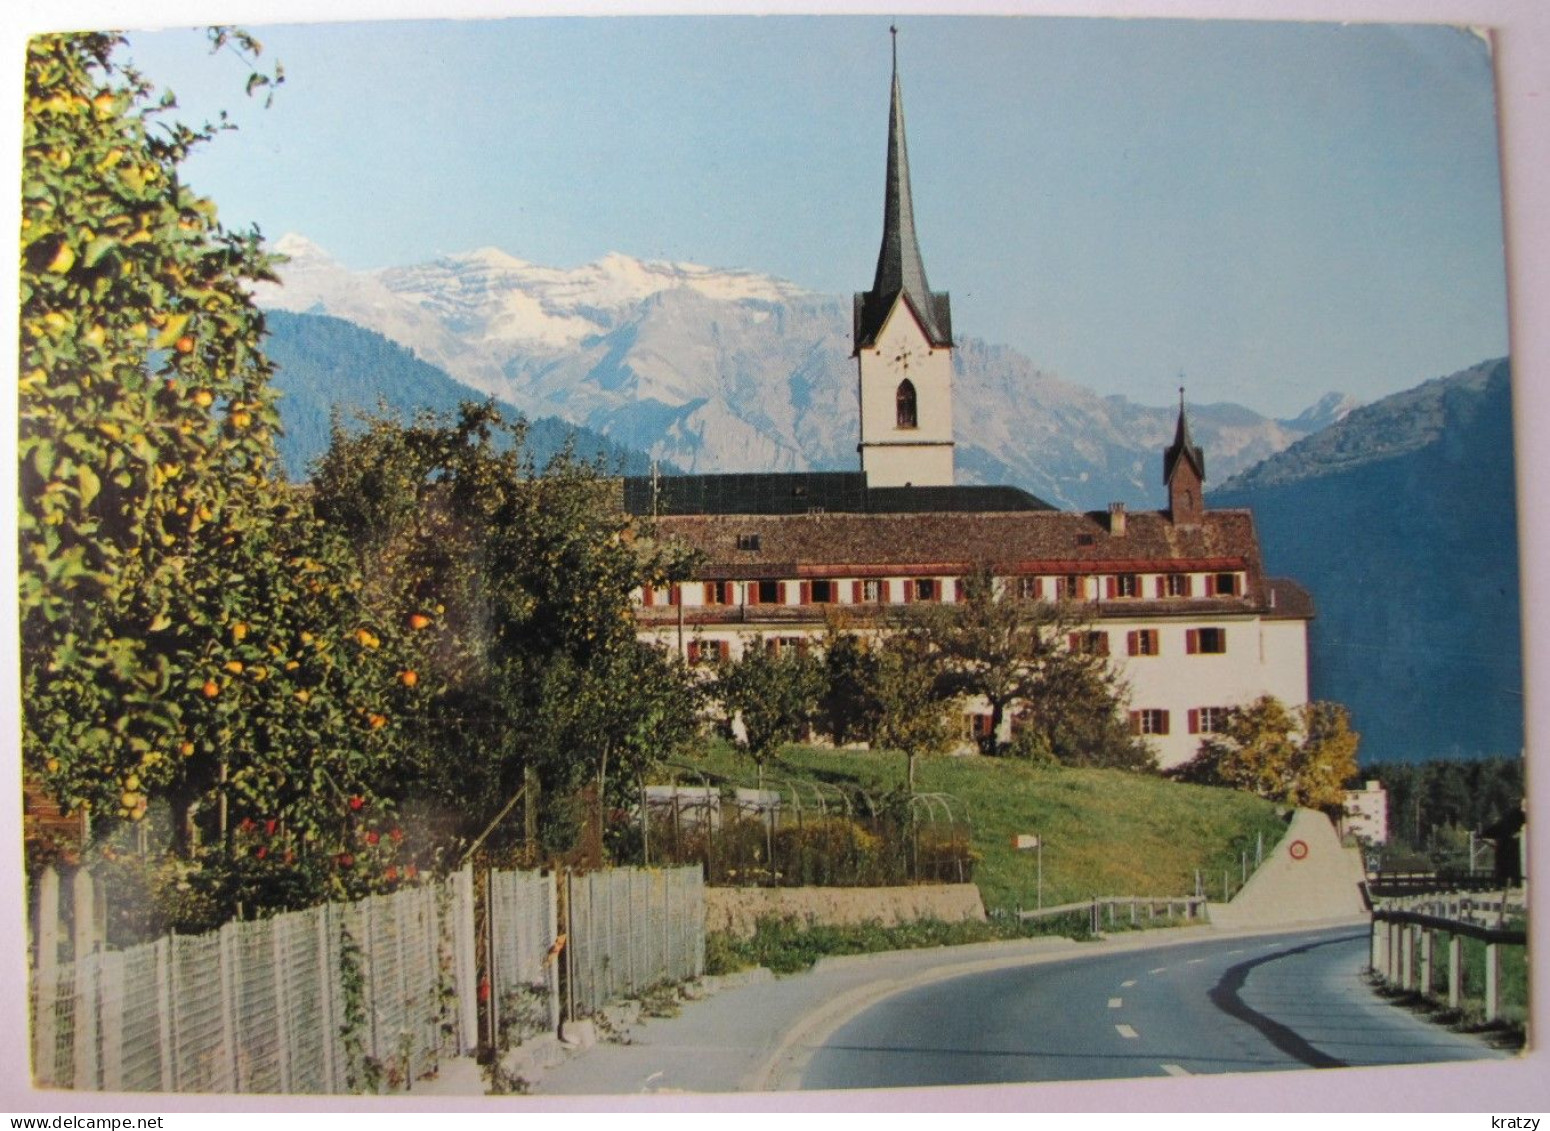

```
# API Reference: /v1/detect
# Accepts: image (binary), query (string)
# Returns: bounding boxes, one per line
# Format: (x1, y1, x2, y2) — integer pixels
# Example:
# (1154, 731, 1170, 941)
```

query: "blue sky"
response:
(115, 16, 1511, 420)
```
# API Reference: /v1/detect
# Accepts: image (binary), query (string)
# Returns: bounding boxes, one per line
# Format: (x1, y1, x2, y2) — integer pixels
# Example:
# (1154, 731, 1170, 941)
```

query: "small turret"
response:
(1164, 388, 1206, 525)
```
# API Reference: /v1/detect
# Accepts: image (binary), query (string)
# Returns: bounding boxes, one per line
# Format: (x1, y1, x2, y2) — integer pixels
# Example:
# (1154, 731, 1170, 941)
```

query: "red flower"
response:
(337, 852, 355, 868)
(348, 796, 364, 811)
(365, 830, 380, 846)
(255, 846, 268, 860)
(384, 866, 399, 882)
(405, 864, 418, 880)
(238, 818, 256, 833)
(264, 819, 277, 836)
(389, 827, 403, 843)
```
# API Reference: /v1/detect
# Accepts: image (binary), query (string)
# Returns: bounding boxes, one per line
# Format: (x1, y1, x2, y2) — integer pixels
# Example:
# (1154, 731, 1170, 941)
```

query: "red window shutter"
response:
(642, 587, 654, 608)
(1127, 631, 1139, 656)
(1159, 711, 1170, 736)
(1186, 629, 1199, 654)
(1155, 576, 1165, 599)
(903, 581, 913, 604)
(1097, 633, 1109, 657)
(1033, 577, 1044, 599)
(955, 579, 964, 602)
(1188, 709, 1200, 735)
(778, 581, 789, 604)
(1068, 633, 1081, 652)
(719, 640, 731, 662)
(670, 583, 681, 606)
(852, 580, 863, 604)
(1183, 576, 1193, 597)
(1129, 711, 1141, 736)
(800, 581, 811, 605)
(1204, 575, 1217, 597)
(1106, 577, 1117, 599)
(686, 641, 700, 663)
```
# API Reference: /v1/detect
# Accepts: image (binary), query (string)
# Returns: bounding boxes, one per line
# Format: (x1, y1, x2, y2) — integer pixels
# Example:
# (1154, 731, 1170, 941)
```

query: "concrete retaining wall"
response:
(705, 884, 986, 938)
(1210, 807, 1368, 929)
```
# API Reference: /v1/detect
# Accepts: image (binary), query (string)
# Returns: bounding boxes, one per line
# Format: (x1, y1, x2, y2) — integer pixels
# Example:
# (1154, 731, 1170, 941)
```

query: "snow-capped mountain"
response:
(255, 236, 1345, 511)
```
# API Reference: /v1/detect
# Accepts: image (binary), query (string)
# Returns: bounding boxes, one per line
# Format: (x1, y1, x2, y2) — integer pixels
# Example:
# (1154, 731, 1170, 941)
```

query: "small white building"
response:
(1341, 780, 1389, 845)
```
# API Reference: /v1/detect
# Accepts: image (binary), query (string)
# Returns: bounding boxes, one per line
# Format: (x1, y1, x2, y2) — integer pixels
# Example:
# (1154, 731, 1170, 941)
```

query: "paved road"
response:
(528, 922, 1507, 1096)
(795, 926, 1511, 1090)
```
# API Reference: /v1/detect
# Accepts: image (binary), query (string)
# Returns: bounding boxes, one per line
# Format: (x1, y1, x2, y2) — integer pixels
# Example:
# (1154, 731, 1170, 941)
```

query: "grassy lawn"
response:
(663, 742, 1289, 914)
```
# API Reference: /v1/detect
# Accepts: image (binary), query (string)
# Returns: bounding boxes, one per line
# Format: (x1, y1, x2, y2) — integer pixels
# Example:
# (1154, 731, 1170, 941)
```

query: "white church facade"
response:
(626, 36, 1312, 771)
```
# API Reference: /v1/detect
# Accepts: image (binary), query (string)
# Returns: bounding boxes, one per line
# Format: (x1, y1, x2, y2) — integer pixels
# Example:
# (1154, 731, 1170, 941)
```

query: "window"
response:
(1061, 575, 1085, 600)
(1015, 576, 1042, 601)
(752, 579, 780, 605)
(810, 579, 834, 604)
(1206, 573, 1240, 597)
(766, 636, 808, 657)
(1185, 627, 1227, 654)
(686, 640, 730, 666)
(1068, 631, 1109, 657)
(1130, 709, 1170, 736)
(965, 713, 995, 740)
(1127, 629, 1160, 656)
(912, 578, 937, 602)
(1107, 573, 1139, 599)
(1189, 707, 1231, 734)
(736, 533, 761, 552)
(704, 581, 733, 605)
(896, 379, 918, 429)
(1159, 574, 1193, 598)
(855, 579, 886, 604)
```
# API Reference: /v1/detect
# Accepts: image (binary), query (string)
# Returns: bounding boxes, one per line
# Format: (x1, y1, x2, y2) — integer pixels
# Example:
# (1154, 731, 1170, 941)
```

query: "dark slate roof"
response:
(1163, 402, 1206, 485)
(653, 508, 1268, 580)
(621, 472, 1053, 516)
(853, 42, 952, 351)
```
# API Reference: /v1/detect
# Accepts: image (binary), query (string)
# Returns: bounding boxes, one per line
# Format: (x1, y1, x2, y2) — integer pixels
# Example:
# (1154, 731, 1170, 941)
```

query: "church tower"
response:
(853, 29, 955, 488)
(1164, 389, 1206, 526)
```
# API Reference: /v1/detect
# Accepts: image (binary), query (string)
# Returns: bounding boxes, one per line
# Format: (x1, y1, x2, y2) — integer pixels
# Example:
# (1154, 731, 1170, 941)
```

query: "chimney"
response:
(1108, 502, 1126, 537)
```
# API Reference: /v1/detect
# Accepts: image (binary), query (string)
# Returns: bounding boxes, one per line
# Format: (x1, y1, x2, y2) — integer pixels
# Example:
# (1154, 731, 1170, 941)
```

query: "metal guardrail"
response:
(1019, 895, 1209, 933)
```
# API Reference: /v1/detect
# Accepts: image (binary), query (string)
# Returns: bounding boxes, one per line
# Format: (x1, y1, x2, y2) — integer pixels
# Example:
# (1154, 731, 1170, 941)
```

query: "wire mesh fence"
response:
(565, 866, 705, 1018)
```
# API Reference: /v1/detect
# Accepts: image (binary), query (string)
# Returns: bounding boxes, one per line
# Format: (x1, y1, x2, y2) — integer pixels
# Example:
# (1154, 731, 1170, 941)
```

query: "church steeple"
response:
(1165, 388, 1206, 525)
(854, 27, 952, 352)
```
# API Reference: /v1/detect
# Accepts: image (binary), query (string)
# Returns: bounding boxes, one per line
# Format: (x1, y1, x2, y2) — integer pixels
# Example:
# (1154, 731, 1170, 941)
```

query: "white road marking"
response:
(1226, 948, 1245, 955)
(1121, 979, 1137, 988)
(1187, 958, 1206, 965)
(1115, 1024, 1139, 1039)
(1108, 997, 1123, 1009)
(1148, 967, 1167, 975)
(1161, 1064, 1191, 1077)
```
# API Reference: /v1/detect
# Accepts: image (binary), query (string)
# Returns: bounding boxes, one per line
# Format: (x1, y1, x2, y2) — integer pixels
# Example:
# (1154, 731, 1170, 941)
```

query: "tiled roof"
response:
(653, 508, 1264, 578)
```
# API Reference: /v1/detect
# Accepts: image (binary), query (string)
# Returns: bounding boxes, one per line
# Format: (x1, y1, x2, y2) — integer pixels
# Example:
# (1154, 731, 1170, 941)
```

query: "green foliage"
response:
(816, 620, 880, 746)
(20, 32, 418, 912)
(308, 402, 698, 859)
(871, 628, 959, 789)
(1170, 696, 1359, 811)
(909, 567, 1150, 769)
(1365, 756, 1523, 857)
(713, 638, 825, 778)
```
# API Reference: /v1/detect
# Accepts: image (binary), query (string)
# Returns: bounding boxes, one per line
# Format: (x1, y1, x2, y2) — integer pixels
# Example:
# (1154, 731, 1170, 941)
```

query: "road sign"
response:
(1014, 834, 1041, 850)
(1289, 839, 1309, 860)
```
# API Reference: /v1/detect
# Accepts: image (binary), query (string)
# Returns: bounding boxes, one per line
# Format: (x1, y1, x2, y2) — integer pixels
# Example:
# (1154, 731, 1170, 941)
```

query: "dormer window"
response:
(896, 380, 918, 429)
(736, 533, 761, 552)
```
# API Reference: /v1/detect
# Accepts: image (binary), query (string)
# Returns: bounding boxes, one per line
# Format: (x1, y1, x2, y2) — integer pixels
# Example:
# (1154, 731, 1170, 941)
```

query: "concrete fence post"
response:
(1485, 942, 1501, 1022)
(1448, 934, 1463, 1010)
(1419, 928, 1434, 998)
(1400, 924, 1414, 990)
(33, 866, 60, 1087)
(217, 920, 238, 1092)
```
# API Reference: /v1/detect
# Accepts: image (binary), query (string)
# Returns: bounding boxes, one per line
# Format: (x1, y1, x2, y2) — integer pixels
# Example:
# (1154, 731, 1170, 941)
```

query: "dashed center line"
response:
(1161, 1064, 1191, 1077)
(1115, 1024, 1139, 1039)
(1148, 967, 1168, 975)
(1121, 979, 1137, 988)
(1108, 997, 1123, 1009)
(1226, 948, 1245, 955)
(1187, 958, 1206, 965)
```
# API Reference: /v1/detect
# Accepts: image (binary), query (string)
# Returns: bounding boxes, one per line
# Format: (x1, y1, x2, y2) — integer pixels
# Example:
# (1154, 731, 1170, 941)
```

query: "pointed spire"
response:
(854, 27, 952, 351)
(1164, 386, 1206, 486)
